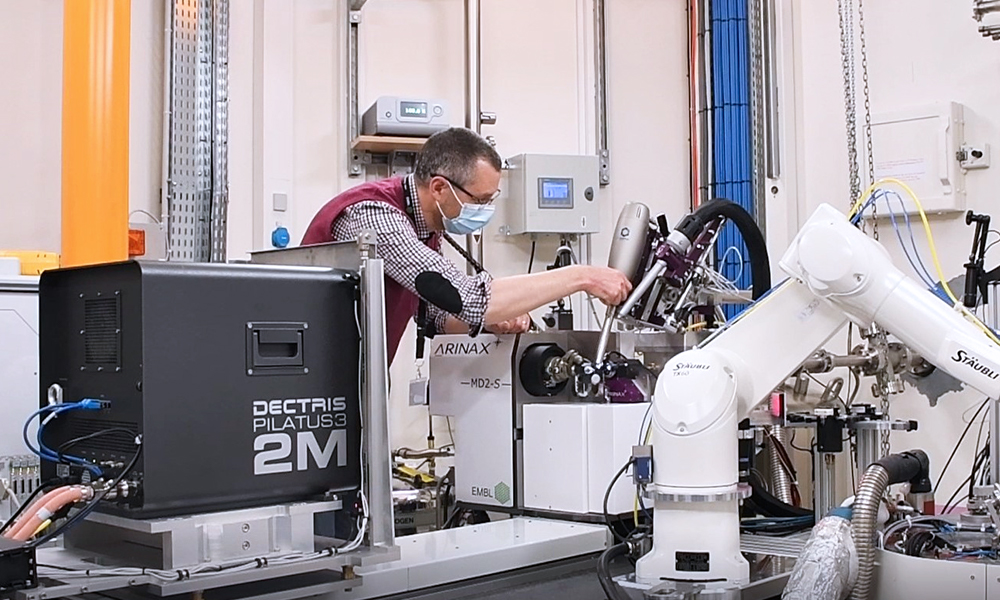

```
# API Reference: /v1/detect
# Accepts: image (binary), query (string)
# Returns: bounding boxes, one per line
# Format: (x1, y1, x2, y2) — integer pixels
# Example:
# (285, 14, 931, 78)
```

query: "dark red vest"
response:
(301, 177, 439, 364)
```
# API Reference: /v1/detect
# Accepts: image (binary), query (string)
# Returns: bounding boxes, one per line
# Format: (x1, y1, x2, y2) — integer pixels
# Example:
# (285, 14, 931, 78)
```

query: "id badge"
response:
(409, 376, 429, 406)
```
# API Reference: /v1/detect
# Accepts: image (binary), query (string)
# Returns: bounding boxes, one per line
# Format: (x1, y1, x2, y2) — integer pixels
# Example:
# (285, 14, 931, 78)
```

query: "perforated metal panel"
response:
(211, 0, 230, 262)
(166, 0, 229, 262)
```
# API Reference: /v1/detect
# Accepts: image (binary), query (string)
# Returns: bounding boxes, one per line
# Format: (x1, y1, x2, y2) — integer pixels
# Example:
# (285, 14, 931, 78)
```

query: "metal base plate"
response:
(65, 500, 345, 570)
(347, 517, 610, 599)
(617, 533, 808, 599)
(26, 544, 399, 600)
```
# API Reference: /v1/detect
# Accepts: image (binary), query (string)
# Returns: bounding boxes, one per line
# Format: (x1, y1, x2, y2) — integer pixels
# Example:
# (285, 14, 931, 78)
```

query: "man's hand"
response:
(486, 314, 531, 335)
(583, 266, 633, 306)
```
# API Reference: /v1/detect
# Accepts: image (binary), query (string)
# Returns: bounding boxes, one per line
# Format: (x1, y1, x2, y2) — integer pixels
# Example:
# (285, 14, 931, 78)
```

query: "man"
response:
(302, 127, 631, 363)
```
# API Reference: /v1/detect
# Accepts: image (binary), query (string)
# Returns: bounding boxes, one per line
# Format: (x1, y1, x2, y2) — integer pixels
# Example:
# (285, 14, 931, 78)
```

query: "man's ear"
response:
(427, 176, 448, 197)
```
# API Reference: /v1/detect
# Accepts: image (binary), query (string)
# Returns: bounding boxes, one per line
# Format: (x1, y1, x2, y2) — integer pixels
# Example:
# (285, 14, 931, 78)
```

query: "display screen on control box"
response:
(538, 178, 573, 209)
(400, 101, 428, 117)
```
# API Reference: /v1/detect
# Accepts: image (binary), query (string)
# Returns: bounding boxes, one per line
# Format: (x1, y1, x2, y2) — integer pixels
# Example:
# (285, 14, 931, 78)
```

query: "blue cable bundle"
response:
(852, 190, 952, 303)
(710, 0, 755, 319)
(23, 400, 106, 477)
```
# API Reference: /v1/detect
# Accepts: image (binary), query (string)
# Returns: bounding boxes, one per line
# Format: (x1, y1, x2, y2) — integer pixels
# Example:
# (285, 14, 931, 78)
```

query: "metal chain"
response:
(840, 0, 889, 455)
(856, 0, 888, 454)
(837, 0, 861, 206)
(857, 0, 878, 242)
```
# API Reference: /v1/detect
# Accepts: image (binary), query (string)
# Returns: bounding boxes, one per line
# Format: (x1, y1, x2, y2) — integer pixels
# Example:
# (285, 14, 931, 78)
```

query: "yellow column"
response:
(61, 0, 130, 267)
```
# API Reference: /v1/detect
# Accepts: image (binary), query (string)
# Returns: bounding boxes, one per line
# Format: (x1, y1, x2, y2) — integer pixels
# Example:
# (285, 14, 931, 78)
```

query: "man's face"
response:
(429, 159, 502, 222)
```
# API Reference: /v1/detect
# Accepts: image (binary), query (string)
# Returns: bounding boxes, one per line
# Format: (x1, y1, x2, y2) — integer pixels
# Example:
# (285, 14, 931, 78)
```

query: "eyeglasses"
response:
(432, 174, 501, 205)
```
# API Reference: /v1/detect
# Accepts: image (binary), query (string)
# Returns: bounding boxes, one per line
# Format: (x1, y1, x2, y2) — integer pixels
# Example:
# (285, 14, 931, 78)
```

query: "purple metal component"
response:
(629, 215, 725, 326)
(653, 217, 723, 287)
(604, 377, 647, 403)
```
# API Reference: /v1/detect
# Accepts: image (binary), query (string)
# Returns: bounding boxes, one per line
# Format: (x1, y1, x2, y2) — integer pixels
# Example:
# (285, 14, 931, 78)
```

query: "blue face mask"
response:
(438, 182, 496, 235)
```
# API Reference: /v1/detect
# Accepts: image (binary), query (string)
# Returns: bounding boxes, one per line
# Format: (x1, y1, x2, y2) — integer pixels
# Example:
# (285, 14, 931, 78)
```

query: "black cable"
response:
(441, 233, 485, 274)
(934, 398, 990, 494)
(596, 543, 631, 600)
(970, 408, 991, 497)
(527, 240, 536, 274)
(746, 470, 813, 518)
(969, 444, 990, 500)
(687, 199, 772, 298)
(0, 478, 63, 536)
(850, 438, 858, 495)
(604, 458, 635, 543)
(56, 427, 137, 458)
(943, 474, 975, 515)
(788, 429, 812, 454)
(29, 437, 142, 548)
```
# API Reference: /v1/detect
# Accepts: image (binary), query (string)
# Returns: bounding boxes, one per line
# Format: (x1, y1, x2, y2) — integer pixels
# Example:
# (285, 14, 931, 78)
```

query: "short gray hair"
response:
(414, 127, 501, 187)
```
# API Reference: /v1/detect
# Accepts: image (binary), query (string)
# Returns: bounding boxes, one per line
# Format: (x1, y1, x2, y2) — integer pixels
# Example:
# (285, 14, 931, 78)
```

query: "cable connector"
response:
(632, 445, 653, 485)
(78, 399, 110, 410)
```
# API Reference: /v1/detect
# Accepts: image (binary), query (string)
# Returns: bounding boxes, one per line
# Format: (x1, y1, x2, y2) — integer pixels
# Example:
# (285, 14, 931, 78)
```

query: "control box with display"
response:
(503, 154, 600, 235)
(361, 96, 450, 137)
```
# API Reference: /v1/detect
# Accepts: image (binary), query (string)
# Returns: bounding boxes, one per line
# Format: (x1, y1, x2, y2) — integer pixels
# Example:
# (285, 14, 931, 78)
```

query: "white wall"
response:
(0, 1, 164, 254)
(782, 0, 1000, 502)
(0, 1, 64, 252)
(226, 0, 691, 451)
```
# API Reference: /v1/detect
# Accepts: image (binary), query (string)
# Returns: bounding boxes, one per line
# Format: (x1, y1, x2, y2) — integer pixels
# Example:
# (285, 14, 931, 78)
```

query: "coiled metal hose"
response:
(769, 425, 794, 505)
(850, 463, 889, 600)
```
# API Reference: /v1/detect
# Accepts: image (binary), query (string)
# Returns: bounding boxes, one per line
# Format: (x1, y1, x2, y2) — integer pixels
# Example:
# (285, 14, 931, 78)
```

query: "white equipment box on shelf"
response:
(361, 96, 450, 137)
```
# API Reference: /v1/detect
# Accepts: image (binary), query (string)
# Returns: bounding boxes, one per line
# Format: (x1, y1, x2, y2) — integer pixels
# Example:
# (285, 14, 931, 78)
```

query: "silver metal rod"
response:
(700, 0, 714, 202)
(800, 353, 871, 373)
(594, 0, 610, 186)
(813, 451, 837, 517)
(768, 426, 793, 505)
(347, 6, 362, 177)
(617, 259, 667, 319)
(360, 238, 394, 548)
(160, 0, 174, 249)
(989, 284, 1000, 487)
(855, 428, 879, 482)
(991, 398, 1000, 487)
(748, 0, 767, 234)
(464, 0, 484, 273)
(394, 448, 454, 460)
(763, 0, 780, 178)
(989, 282, 999, 330)
(594, 306, 616, 365)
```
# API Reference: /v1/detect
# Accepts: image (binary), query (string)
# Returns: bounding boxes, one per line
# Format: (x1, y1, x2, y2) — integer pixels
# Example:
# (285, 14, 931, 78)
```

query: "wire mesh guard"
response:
(167, 0, 229, 262)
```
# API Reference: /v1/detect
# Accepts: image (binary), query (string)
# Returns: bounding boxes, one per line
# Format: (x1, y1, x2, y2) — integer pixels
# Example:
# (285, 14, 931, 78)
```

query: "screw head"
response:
(242, 541, 251, 551)
(247, 369, 254, 375)
(242, 523, 250, 533)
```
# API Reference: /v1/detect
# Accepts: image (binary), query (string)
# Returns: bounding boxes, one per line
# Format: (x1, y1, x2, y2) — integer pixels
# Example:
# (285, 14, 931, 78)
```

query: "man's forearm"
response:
(439, 316, 472, 334)
(483, 265, 589, 324)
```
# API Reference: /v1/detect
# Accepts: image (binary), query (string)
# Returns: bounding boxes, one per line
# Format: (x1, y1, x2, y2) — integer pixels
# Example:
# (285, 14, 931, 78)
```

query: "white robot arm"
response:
(636, 203, 1000, 586)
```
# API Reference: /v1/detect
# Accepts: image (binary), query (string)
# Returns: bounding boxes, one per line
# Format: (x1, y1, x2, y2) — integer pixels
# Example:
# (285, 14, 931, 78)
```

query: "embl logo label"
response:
(471, 482, 511, 505)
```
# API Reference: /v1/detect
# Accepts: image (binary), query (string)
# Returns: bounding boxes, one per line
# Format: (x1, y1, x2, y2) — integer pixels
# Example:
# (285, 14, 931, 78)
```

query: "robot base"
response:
(635, 497, 749, 586)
